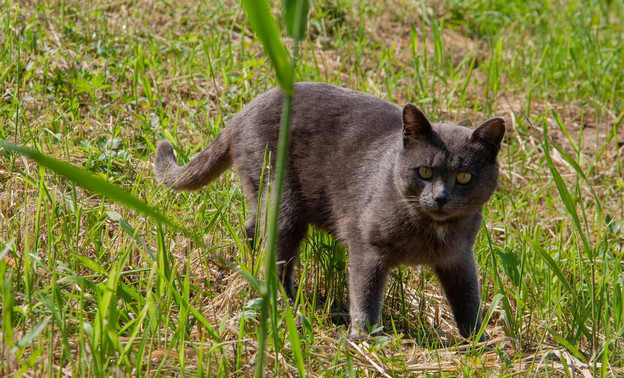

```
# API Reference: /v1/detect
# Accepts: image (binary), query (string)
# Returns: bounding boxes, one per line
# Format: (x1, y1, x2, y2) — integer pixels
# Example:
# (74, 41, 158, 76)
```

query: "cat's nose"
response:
(435, 196, 449, 207)
(432, 182, 449, 207)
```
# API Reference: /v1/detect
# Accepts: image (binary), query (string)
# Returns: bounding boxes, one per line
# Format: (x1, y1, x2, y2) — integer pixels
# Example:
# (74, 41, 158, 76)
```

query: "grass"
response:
(1, 0, 624, 375)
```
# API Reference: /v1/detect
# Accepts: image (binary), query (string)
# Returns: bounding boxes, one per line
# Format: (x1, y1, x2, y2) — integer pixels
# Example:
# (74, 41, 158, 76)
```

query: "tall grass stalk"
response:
(240, 0, 308, 374)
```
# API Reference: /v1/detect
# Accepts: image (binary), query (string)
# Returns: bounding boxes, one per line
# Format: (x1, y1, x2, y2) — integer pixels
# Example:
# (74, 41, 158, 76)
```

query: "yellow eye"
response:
(457, 172, 472, 184)
(418, 167, 433, 179)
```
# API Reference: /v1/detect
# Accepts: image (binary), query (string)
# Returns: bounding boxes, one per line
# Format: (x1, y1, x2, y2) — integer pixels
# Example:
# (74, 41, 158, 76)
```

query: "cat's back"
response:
(229, 82, 403, 172)
(292, 82, 400, 121)
(230, 82, 402, 143)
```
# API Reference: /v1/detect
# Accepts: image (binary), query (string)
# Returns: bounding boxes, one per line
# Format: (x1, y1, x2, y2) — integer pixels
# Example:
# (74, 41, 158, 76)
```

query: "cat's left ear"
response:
(402, 104, 432, 145)
(470, 117, 505, 156)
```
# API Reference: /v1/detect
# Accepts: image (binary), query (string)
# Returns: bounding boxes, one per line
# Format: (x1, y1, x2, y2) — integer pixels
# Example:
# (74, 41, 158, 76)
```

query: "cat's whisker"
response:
(400, 197, 423, 205)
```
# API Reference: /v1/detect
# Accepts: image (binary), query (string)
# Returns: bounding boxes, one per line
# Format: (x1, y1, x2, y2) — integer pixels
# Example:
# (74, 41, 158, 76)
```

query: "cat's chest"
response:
(364, 214, 477, 267)
(397, 225, 464, 265)
(431, 223, 452, 242)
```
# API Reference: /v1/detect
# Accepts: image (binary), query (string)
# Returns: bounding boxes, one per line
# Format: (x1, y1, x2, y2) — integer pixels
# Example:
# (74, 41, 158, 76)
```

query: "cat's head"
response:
(394, 104, 505, 222)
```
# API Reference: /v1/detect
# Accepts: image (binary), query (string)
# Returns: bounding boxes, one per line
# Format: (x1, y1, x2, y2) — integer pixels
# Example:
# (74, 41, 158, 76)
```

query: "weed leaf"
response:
(16, 316, 50, 349)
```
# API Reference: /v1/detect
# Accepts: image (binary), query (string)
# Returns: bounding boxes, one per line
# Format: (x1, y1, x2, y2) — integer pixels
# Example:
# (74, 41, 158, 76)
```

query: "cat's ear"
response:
(470, 117, 505, 155)
(402, 104, 432, 144)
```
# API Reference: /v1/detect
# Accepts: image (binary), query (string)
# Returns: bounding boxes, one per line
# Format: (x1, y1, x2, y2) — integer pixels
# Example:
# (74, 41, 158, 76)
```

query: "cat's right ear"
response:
(470, 117, 505, 156)
(402, 104, 432, 146)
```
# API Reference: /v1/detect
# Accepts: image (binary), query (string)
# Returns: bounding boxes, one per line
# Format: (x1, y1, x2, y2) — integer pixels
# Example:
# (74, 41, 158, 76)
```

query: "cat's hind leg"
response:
(275, 213, 307, 302)
(240, 173, 262, 249)
(244, 215, 258, 249)
(248, 178, 306, 302)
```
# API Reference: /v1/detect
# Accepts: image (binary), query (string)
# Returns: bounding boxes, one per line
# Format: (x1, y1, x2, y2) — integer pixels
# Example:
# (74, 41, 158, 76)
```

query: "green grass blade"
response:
(517, 230, 576, 300)
(0, 238, 14, 260)
(241, 0, 293, 94)
(540, 125, 592, 254)
(551, 109, 579, 153)
(549, 141, 603, 216)
(476, 293, 504, 344)
(57, 275, 99, 294)
(238, 1, 309, 375)
(71, 254, 107, 274)
(282, 0, 310, 40)
(1, 259, 16, 351)
(16, 316, 50, 349)
(285, 303, 306, 376)
(545, 326, 588, 363)
(0, 139, 177, 229)
(106, 210, 155, 260)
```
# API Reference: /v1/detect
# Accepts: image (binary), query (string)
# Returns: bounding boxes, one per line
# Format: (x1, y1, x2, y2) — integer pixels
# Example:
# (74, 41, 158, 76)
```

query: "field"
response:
(1, 0, 624, 376)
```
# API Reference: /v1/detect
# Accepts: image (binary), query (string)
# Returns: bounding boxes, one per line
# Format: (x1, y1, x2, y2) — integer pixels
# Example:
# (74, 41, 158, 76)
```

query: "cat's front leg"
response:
(347, 243, 389, 340)
(434, 253, 485, 341)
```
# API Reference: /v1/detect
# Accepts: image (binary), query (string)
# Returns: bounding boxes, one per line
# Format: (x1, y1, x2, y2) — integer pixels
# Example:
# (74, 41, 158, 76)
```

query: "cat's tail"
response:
(154, 132, 232, 191)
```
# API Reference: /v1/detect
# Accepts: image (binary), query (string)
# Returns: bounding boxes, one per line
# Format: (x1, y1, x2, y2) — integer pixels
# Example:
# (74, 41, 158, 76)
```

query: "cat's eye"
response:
(417, 167, 433, 180)
(456, 172, 472, 184)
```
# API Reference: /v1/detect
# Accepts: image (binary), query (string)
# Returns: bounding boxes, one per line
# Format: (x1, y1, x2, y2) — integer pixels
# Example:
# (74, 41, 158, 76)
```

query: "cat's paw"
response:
(347, 328, 368, 342)
(347, 324, 383, 341)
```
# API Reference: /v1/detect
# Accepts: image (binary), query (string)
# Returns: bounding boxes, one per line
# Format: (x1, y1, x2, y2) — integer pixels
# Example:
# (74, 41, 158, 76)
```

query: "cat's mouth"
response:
(427, 209, 452, 221)
(402, 196, 455, 220)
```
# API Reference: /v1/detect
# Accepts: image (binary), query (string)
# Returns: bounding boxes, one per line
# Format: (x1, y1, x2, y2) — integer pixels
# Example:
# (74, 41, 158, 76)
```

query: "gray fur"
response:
(154, 82, 505, 340)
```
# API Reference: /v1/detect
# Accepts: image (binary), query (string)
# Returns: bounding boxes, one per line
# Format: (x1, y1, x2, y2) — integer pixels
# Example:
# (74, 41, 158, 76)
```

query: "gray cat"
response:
(154, 82, 504, 341)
